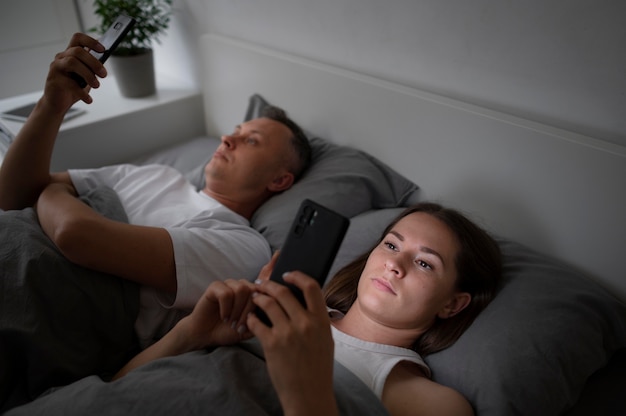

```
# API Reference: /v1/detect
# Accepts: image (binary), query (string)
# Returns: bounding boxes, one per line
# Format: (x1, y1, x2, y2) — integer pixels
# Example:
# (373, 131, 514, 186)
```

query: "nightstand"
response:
(0, 73, 205, 170)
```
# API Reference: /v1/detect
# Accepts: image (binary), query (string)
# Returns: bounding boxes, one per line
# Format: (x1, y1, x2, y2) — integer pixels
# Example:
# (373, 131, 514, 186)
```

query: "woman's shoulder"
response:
(382, 361, 474, 416)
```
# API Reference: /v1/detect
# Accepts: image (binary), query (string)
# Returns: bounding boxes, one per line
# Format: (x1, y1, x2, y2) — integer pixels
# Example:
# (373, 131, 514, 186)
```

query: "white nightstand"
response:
(0, 74, 205, 170)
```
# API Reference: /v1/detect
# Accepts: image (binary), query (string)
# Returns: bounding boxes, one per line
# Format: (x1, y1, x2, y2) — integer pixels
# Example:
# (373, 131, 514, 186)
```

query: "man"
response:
(0, 33, 310, 409)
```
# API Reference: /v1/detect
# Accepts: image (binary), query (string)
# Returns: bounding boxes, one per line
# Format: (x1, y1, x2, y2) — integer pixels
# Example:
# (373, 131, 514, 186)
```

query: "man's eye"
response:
(416, 260, 432, 270)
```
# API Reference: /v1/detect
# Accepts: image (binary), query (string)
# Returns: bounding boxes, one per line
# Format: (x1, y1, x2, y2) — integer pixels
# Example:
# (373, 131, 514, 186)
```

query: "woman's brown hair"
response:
(323, 202, 502, 356)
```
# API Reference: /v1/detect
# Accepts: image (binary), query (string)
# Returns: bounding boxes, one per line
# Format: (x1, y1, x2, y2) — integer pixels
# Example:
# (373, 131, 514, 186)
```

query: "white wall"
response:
(6, 0, 625, 150)
(0, 0, 81, 99)
(159, 0, 626, 148)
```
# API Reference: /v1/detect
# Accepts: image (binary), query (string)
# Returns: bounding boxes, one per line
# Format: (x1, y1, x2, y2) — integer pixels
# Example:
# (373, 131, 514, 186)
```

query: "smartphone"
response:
(90, 15, 136, 63)
(256, 199, 350, 326)
(72, 14, 136, 87)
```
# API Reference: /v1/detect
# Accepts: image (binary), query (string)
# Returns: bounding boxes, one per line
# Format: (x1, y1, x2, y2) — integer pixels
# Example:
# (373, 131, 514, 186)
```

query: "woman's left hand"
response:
(114, 278, 257, 380)
(180, 278, 258, 350)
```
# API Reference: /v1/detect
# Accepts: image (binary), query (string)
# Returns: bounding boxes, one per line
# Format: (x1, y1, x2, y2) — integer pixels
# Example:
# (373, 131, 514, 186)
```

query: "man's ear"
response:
(268, 171, 294, 192)
(437, 292, 471, 319)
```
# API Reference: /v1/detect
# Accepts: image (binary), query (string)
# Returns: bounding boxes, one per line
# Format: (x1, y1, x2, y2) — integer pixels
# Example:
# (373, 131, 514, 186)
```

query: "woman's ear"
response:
(437, 292, 471, 319)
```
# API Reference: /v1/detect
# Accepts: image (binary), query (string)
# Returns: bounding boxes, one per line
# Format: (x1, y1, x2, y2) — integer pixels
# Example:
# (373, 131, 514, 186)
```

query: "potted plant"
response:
(91, 0, 173, 97)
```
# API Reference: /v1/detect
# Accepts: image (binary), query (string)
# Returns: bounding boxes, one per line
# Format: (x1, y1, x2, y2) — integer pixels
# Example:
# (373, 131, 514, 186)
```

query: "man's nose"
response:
(221, 134, 236, 148)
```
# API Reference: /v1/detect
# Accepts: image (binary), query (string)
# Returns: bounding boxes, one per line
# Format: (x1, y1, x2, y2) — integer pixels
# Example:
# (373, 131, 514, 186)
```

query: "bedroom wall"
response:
(13, 0, 625, 148)
(152, 0, 625, 148)
(0, 0, 82, 99)
(167, 0, 626, 298)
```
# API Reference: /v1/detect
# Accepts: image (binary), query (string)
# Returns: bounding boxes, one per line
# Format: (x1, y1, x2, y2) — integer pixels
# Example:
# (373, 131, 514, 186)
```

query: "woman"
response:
(114, 202, 502, 416)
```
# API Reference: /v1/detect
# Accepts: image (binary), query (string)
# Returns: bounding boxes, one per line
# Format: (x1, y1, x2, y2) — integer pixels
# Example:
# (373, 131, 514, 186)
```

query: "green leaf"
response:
(92, 0, 173, 52)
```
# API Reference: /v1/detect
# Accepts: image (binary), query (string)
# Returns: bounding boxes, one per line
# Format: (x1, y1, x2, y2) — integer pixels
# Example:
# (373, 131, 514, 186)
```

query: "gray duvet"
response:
(7, 339, 388, 415)
(0, 187, 388, 415)
(0, 187, 140, 411)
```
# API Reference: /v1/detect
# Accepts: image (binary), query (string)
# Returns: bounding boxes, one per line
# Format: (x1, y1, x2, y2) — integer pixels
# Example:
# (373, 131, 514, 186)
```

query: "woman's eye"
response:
(384, 241, 397, 251)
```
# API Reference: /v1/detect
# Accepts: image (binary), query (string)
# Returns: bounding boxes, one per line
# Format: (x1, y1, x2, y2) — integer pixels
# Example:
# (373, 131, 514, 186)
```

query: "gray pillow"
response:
(245, 94, 418, 249)
(321, 208, 626, 416)
(426, 238, 626, 416)
(131, 136, 219, 187)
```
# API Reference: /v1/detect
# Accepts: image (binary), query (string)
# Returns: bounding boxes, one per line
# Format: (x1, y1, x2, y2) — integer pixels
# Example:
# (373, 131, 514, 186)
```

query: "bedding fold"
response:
(6, 339, 389, 415)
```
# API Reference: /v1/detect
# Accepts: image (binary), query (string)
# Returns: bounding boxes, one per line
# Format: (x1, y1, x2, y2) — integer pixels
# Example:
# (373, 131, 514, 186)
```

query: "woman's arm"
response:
(115, 262, 339, 416)
(114, 255, 279, 379)
(382, 361, 474, 416)
(247, 271, 339, 416)
(113, 279, 257, 379)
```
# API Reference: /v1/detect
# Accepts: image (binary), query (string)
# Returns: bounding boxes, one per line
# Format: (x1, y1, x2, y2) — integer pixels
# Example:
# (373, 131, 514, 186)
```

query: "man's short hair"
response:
(261, 106, 312, 181)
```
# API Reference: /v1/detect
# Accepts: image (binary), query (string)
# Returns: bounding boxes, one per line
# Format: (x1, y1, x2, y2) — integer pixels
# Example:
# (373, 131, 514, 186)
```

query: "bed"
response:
(2, 33, 625, 415)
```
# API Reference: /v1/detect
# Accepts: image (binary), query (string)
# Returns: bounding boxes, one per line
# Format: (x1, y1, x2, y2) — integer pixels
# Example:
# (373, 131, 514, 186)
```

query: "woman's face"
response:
(356, 212, 466, 332)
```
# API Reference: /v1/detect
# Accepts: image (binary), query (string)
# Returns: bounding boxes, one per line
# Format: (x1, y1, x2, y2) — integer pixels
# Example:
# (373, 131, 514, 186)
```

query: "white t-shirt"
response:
(329, 309, 431, 399)
(69, 164, 271, 347)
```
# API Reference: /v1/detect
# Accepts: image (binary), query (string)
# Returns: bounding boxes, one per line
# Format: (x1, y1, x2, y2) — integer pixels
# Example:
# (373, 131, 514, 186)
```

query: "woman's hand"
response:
(247, 271, 338, 416)
(177, 279, 258, 351)
(113, 278, 257, 380)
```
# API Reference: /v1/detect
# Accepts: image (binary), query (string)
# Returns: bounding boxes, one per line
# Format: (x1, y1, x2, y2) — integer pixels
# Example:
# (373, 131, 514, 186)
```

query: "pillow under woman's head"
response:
(327, 208, 626, 416)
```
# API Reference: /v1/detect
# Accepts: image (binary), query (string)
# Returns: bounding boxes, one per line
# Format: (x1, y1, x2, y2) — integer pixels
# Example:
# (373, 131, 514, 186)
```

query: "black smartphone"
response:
(90, 14, 135, 63)
(256, 199, 350, 326)
(72, 14, 135, 87)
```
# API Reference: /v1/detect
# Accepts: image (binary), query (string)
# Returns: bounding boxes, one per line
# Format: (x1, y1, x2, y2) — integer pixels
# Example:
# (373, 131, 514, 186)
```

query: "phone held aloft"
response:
(256, 199, 350, 326)
(71, 14, 136, 88)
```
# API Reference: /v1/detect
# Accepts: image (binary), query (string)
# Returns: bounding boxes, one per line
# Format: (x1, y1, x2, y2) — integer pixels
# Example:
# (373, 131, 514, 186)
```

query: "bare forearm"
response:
(113, 321, 193, 380)
(112, 306, 238, 381)
(279, 389, 339, 416)
(1, 33, 107, 210)
(0, 99, 66, 210)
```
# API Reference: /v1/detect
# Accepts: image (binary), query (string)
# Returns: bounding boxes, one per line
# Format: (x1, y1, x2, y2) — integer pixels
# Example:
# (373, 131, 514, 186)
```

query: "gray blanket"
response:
(1, 188, 388, 415)
(0, 187, 140, 412)
(6, 339, 389, 415)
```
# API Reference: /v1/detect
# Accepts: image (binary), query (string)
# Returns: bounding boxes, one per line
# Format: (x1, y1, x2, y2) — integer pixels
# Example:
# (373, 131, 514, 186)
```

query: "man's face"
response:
(204, 117, 295, 198)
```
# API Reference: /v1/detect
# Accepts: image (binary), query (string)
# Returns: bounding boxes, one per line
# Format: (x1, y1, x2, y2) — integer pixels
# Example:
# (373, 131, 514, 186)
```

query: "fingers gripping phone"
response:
(256, 199, 350, 326)
(72, 14, 135, 87)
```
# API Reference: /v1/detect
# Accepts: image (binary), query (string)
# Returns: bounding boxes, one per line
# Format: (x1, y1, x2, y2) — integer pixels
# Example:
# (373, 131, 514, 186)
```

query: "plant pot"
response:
(109, 49, 156, 98)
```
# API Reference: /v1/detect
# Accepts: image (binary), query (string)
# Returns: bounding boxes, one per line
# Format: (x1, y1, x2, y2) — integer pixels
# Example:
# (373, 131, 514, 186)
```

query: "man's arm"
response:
(0, 34, 178, 292)
(36, 182, 177, 293)
(0, 33, 106, 210)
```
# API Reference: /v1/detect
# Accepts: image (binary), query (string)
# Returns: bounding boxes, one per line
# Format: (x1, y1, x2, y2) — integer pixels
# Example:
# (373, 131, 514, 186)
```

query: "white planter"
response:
(109, 49, 156, 98)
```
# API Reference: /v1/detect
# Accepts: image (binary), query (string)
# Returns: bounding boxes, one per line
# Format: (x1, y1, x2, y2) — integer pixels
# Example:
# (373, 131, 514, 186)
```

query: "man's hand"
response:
(42, 32, 107, 112)
(0, 33, 106, 210)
